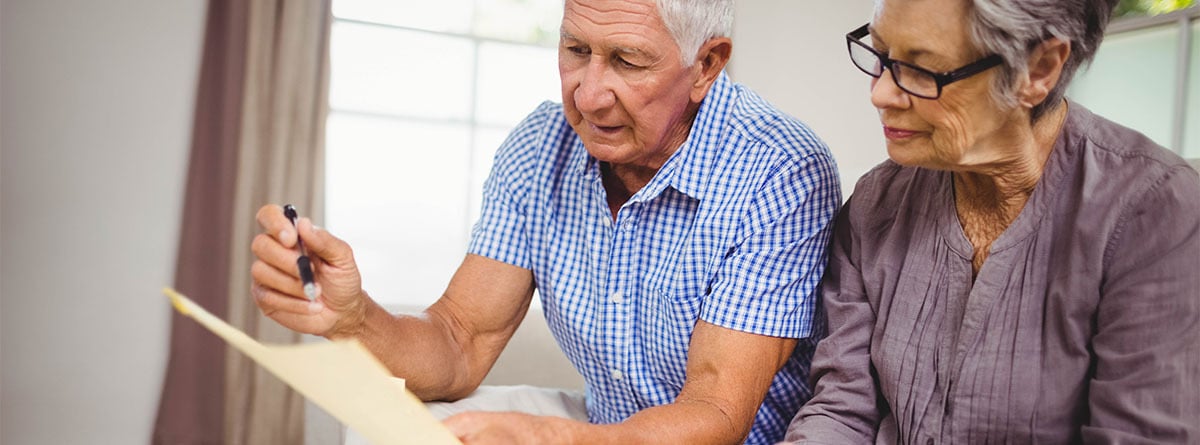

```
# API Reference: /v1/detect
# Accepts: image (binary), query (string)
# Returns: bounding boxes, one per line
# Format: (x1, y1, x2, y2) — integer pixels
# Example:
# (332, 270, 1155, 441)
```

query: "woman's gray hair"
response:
(967, 0, 1119, 120)
(655, 0, 734, 66)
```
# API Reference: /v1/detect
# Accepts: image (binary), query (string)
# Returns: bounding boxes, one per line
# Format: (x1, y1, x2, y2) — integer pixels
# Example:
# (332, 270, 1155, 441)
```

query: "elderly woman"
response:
(785, 0, 1200, 443)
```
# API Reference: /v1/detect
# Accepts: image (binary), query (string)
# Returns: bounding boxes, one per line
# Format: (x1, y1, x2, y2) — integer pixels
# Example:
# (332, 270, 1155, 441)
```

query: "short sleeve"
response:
(700, 152, 841, 338)
(466, 104, 559, 269)
(784, 192, 885, 444)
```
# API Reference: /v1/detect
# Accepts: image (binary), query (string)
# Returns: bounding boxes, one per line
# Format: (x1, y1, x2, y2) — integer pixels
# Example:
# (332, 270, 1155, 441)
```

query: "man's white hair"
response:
(656, 0, 734, 66)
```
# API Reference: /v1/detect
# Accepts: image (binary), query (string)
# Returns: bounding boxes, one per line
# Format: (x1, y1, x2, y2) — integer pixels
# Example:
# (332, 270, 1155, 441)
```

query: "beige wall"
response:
(732, 0, 885, 198)
(0, 0, 204, 443)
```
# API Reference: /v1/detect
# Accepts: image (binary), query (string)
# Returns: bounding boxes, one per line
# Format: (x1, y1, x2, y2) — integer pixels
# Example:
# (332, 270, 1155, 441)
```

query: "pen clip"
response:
(283, 204, 299, 226)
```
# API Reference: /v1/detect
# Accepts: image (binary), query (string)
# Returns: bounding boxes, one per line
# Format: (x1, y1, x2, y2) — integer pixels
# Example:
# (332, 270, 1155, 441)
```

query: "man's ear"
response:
(1019, 37, 1070, 109)
(690, 37, 732, 103)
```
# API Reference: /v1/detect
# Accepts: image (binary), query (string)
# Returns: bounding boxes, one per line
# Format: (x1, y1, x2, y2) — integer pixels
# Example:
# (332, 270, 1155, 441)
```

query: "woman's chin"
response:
(885, 144, 926, 168)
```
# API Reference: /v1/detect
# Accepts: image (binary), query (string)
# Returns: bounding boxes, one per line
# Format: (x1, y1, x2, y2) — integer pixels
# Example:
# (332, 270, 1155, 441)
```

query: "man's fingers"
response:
(252, 281, 321, 316)
(442, 412, 481, 440)
(251, 232, 304, 276)
(254, 301, 330, 335)
(251, 260, 305, 297)
(255, 204, 297, 247)
(297, 217, 355, 268)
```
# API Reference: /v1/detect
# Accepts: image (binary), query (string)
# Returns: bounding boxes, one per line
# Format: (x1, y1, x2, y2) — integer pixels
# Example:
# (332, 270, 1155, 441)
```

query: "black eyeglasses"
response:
(846, 23, 1003, 100)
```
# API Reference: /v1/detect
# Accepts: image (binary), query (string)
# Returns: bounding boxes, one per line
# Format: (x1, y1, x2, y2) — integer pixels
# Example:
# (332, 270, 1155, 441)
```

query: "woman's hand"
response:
(249, 204, 368, 338)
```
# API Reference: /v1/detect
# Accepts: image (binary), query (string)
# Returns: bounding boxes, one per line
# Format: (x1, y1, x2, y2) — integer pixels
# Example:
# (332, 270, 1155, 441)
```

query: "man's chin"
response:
(582, 141, 625, 160)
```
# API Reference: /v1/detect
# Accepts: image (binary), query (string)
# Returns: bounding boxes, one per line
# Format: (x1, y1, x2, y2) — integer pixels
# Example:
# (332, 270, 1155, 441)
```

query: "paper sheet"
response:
(164, 288, 460, 445)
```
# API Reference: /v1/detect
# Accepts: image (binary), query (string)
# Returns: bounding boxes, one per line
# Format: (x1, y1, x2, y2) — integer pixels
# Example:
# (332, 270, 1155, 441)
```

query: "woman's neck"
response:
(952, 101, 1067, 276)
(953, 102, 1068, 216)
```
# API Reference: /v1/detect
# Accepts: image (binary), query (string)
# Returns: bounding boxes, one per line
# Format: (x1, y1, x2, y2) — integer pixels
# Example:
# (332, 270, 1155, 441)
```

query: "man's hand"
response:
(444, 412, 569, 445)
(250, 204, 367, 338)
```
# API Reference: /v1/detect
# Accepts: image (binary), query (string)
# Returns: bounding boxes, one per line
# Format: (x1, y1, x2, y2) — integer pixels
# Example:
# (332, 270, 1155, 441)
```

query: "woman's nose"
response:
(870, 68, 911, 110)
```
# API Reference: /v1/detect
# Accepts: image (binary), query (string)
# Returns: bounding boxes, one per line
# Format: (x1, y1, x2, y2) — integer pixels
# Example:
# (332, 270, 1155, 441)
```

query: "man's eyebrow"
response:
(612, 46, 649, 58)
(559, 29, 653, 60)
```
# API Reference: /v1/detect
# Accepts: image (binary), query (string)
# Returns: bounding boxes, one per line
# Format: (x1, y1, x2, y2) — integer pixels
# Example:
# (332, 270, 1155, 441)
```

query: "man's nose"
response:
(574, 58, 617, 112)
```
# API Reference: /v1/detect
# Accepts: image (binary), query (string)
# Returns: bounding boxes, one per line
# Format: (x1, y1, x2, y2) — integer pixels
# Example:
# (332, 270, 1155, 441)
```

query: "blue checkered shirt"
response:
(468, 72, 840, 444)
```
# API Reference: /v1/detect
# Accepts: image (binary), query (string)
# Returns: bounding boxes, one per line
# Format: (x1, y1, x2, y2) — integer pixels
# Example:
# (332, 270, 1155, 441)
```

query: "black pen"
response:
(282, 204, 317, 300)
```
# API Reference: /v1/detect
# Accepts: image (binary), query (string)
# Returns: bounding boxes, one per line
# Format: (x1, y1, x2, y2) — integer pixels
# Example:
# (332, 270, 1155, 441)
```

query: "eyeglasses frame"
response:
(846, 23, 1004, 100)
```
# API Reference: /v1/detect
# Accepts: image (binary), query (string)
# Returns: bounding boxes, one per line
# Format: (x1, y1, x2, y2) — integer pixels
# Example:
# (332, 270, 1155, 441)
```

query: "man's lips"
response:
(589, 122, 624, 136)
(591, 122, 621, 130)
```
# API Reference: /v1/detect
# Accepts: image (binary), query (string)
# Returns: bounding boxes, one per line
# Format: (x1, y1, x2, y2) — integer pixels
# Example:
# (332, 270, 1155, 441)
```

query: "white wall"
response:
(0, 0, 204, 443)
(732, 1, 885, 198)
(0, 2, 883, 443)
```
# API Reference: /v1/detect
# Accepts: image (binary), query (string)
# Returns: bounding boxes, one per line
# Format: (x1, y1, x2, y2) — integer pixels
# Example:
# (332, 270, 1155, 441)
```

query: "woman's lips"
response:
(883, 125, 920, 140)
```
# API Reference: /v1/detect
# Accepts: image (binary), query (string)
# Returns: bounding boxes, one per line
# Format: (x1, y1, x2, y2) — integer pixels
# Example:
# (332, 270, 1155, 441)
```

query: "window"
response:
(1114, 0, 1196, 19)
(325, 1, 563, 307)
(1069, 4, 1200, 158)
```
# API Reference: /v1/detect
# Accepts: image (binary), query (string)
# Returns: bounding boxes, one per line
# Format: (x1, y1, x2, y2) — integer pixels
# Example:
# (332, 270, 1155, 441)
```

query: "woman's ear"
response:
(690, 37, 733, 103)
(1020, 38, 1071, 109)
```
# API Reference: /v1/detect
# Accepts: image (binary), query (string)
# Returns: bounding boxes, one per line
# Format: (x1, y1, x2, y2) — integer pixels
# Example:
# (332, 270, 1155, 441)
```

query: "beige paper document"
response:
(164, 288, 460, 445)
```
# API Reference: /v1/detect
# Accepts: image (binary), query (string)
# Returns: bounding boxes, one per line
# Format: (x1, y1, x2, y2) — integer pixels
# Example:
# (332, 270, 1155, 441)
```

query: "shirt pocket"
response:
(639, 254, 708, 392)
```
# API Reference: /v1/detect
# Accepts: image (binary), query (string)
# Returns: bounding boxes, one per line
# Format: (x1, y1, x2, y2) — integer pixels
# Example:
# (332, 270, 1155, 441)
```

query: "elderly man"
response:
(250, 0, 840, 443)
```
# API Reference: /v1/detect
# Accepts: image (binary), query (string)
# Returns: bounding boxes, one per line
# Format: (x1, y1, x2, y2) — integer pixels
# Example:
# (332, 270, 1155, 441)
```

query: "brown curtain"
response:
(153, 0, 331, 443)
(224, 0, 331, 442)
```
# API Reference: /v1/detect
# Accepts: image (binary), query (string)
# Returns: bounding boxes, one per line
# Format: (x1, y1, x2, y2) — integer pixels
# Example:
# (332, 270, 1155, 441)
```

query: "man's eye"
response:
(615, 57, 640, 69)
(567, 46, 589, 56)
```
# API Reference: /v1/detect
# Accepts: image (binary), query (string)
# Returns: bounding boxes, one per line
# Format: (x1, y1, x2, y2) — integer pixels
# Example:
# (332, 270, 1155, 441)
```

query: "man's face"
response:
(558, 0, 701, 171)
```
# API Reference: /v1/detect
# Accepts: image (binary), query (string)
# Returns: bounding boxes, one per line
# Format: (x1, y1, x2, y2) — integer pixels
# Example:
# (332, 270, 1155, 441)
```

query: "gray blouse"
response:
(785, 103, 1200, 444)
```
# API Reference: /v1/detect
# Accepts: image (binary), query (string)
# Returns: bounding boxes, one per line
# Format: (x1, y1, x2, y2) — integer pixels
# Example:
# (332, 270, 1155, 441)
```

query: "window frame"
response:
(1105, 6, 1200, 153)
(325, 6, 561, 307)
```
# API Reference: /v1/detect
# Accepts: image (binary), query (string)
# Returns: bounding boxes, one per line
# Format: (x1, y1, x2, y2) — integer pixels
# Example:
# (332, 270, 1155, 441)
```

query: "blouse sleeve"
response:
(1084, 165, 1200, 442)
(783, 196, 884, 444)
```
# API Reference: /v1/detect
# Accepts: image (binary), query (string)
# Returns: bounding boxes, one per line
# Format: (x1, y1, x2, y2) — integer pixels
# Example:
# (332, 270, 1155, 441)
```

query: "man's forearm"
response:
(347, 298, 477, 401)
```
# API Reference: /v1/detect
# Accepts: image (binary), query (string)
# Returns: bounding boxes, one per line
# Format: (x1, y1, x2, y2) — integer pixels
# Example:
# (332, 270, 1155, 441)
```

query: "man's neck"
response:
(600, 161, 658, 220)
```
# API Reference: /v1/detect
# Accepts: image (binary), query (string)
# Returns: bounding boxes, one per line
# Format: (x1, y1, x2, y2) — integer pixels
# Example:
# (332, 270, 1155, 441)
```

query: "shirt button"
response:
(609, 291, 624, 304)
(611, 369, 624, 381)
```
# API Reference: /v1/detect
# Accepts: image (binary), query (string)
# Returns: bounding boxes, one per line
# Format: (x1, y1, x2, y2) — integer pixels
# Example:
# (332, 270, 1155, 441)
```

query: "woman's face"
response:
(869, 0, 1019, 171)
